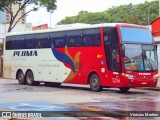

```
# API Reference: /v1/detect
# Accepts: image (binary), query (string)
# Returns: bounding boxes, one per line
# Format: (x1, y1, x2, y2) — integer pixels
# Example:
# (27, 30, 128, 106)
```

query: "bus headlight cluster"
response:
(153, 74, 159, 78)
(122, 73, 135, 79)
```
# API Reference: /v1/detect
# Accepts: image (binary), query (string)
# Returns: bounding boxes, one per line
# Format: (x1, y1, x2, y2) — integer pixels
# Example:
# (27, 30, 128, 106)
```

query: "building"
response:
(0, 4, 26, 25)
(0, 11, 5, 24)
(32, 24, 48, 31)
(151, 17, 160, 42)
(150, 17, 160, 65)
(150, 17, 160, 87)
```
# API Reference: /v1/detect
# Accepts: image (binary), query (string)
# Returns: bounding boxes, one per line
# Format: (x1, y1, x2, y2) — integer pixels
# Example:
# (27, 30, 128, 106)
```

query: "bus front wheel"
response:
(26, 71, 40, 86)
(89, 74, 102, 92)
(17, 71, 25, 85)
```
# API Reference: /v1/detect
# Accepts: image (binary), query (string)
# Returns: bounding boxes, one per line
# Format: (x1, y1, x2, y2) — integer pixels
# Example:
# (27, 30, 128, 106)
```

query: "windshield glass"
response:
(120, 27, 153, 43)
(124, 44, 158, 72)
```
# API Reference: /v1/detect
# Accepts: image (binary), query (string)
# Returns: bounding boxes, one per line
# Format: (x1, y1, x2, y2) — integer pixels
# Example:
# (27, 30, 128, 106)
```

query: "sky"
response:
(26, 0, 154, 27)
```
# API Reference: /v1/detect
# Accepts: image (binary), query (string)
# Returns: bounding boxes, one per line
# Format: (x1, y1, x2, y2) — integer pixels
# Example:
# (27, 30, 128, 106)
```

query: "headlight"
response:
(153, 74, 159, 78)
(122, 73, 134, 79)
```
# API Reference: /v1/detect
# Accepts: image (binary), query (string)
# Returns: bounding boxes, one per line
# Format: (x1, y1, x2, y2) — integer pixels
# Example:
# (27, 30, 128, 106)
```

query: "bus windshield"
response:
(120, 27, 153, 43)
(124, 44, 158, 72)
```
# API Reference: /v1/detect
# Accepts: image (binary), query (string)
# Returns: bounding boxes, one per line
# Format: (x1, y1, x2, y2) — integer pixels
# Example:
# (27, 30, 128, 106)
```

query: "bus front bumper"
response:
(127, 78, 158, 87)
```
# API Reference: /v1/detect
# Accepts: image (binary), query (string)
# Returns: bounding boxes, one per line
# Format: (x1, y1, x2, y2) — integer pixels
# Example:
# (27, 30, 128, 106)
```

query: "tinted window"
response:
(6, 28, 101, 50)
(14, 35, 24, 49)
(24, 34, 35, 49)
(50, 32, 65, 48)
(81, 29, 100, 46)
(6, 36, 13, 50)
(66, 30, 81, 47)
(35, 33, 49, 48)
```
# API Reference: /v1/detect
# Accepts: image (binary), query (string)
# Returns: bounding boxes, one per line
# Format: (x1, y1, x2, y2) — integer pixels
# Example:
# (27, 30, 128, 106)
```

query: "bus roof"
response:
(6, 23, 148, 37)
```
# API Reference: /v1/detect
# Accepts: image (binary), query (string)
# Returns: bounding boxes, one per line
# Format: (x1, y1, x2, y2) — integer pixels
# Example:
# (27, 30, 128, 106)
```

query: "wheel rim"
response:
(92, 78, 98, 88)
(18, 74, 24, 81)
(27, 74, 33, 84)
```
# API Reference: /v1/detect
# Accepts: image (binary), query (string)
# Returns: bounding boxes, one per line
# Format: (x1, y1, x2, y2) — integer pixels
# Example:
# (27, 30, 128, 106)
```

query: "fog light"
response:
(153, 74, 159, 79)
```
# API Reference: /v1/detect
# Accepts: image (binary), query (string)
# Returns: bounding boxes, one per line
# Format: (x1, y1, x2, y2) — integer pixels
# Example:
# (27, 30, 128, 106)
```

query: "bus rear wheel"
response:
(26, 71, 40, 86)
(89, 74, 102, 92)
(119, 87, 130, 93)
(17, 71, 25, 85)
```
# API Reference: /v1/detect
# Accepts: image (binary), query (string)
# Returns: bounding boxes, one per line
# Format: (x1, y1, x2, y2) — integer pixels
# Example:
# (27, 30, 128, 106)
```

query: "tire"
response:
(17, 71, 25, 85)
(26, 71, 39, 86)
(89, 74, 102, 92)
(119, 87, 130, 93)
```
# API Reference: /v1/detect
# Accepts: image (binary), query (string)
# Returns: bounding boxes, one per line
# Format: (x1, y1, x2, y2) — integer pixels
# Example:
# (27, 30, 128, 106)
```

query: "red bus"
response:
(4, 23, 158, 92)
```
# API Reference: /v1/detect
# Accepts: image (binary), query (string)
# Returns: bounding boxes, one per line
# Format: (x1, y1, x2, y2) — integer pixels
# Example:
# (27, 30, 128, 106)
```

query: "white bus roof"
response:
(6, 23, 146, 37)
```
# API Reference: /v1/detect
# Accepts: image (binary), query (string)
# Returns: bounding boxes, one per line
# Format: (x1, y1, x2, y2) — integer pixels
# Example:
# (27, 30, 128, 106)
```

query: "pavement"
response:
(0, 76, 160, 91)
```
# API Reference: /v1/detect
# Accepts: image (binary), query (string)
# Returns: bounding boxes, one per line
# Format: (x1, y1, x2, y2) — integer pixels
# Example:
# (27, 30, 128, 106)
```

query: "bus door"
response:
(103, 27, 121, 85)
(109, 47, 121, 84)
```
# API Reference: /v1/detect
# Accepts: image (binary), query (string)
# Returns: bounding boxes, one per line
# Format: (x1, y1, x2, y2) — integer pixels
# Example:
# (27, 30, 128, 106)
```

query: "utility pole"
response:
(148, 6, 150, 27)
(50, 12, 52, 28)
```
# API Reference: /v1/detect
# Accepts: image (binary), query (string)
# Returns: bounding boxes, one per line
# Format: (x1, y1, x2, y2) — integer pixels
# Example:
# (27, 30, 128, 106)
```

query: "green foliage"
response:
(0, 0, 57, 32)
(58, 0, 159, 25)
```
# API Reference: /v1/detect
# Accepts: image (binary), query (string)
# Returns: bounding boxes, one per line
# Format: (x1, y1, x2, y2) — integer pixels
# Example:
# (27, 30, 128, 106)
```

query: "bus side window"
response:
(54, 38, 65, 48)
(6, 37, 12, 50)
(95, 33, 100, 46)
(15, 36, 24, 49)
(67, 37, 76, 47)
(90, 34, 99, 46)
(66, 30, 81, 47)
(81, 28, 100, 46)
(75, 35, 81, 46)
(46, 37, 50, 48)
(25, 34, 35, 49)
(35, 33, 49, 48)
(50, 32, 65, 48)
(11, 37, 15, 49)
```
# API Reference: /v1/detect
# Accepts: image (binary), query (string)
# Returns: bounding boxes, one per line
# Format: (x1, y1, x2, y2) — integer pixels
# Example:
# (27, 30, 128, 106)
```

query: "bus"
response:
(3, 23, 158, 92)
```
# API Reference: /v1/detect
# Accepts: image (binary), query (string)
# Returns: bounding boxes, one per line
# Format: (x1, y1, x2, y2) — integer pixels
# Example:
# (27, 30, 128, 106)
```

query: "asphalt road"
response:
(0, 78, 160, 120)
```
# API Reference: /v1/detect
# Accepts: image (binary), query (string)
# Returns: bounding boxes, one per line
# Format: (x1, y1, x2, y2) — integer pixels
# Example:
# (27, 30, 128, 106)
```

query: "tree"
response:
(0, 0, 57, 32)
(57, 0, 158, 25)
